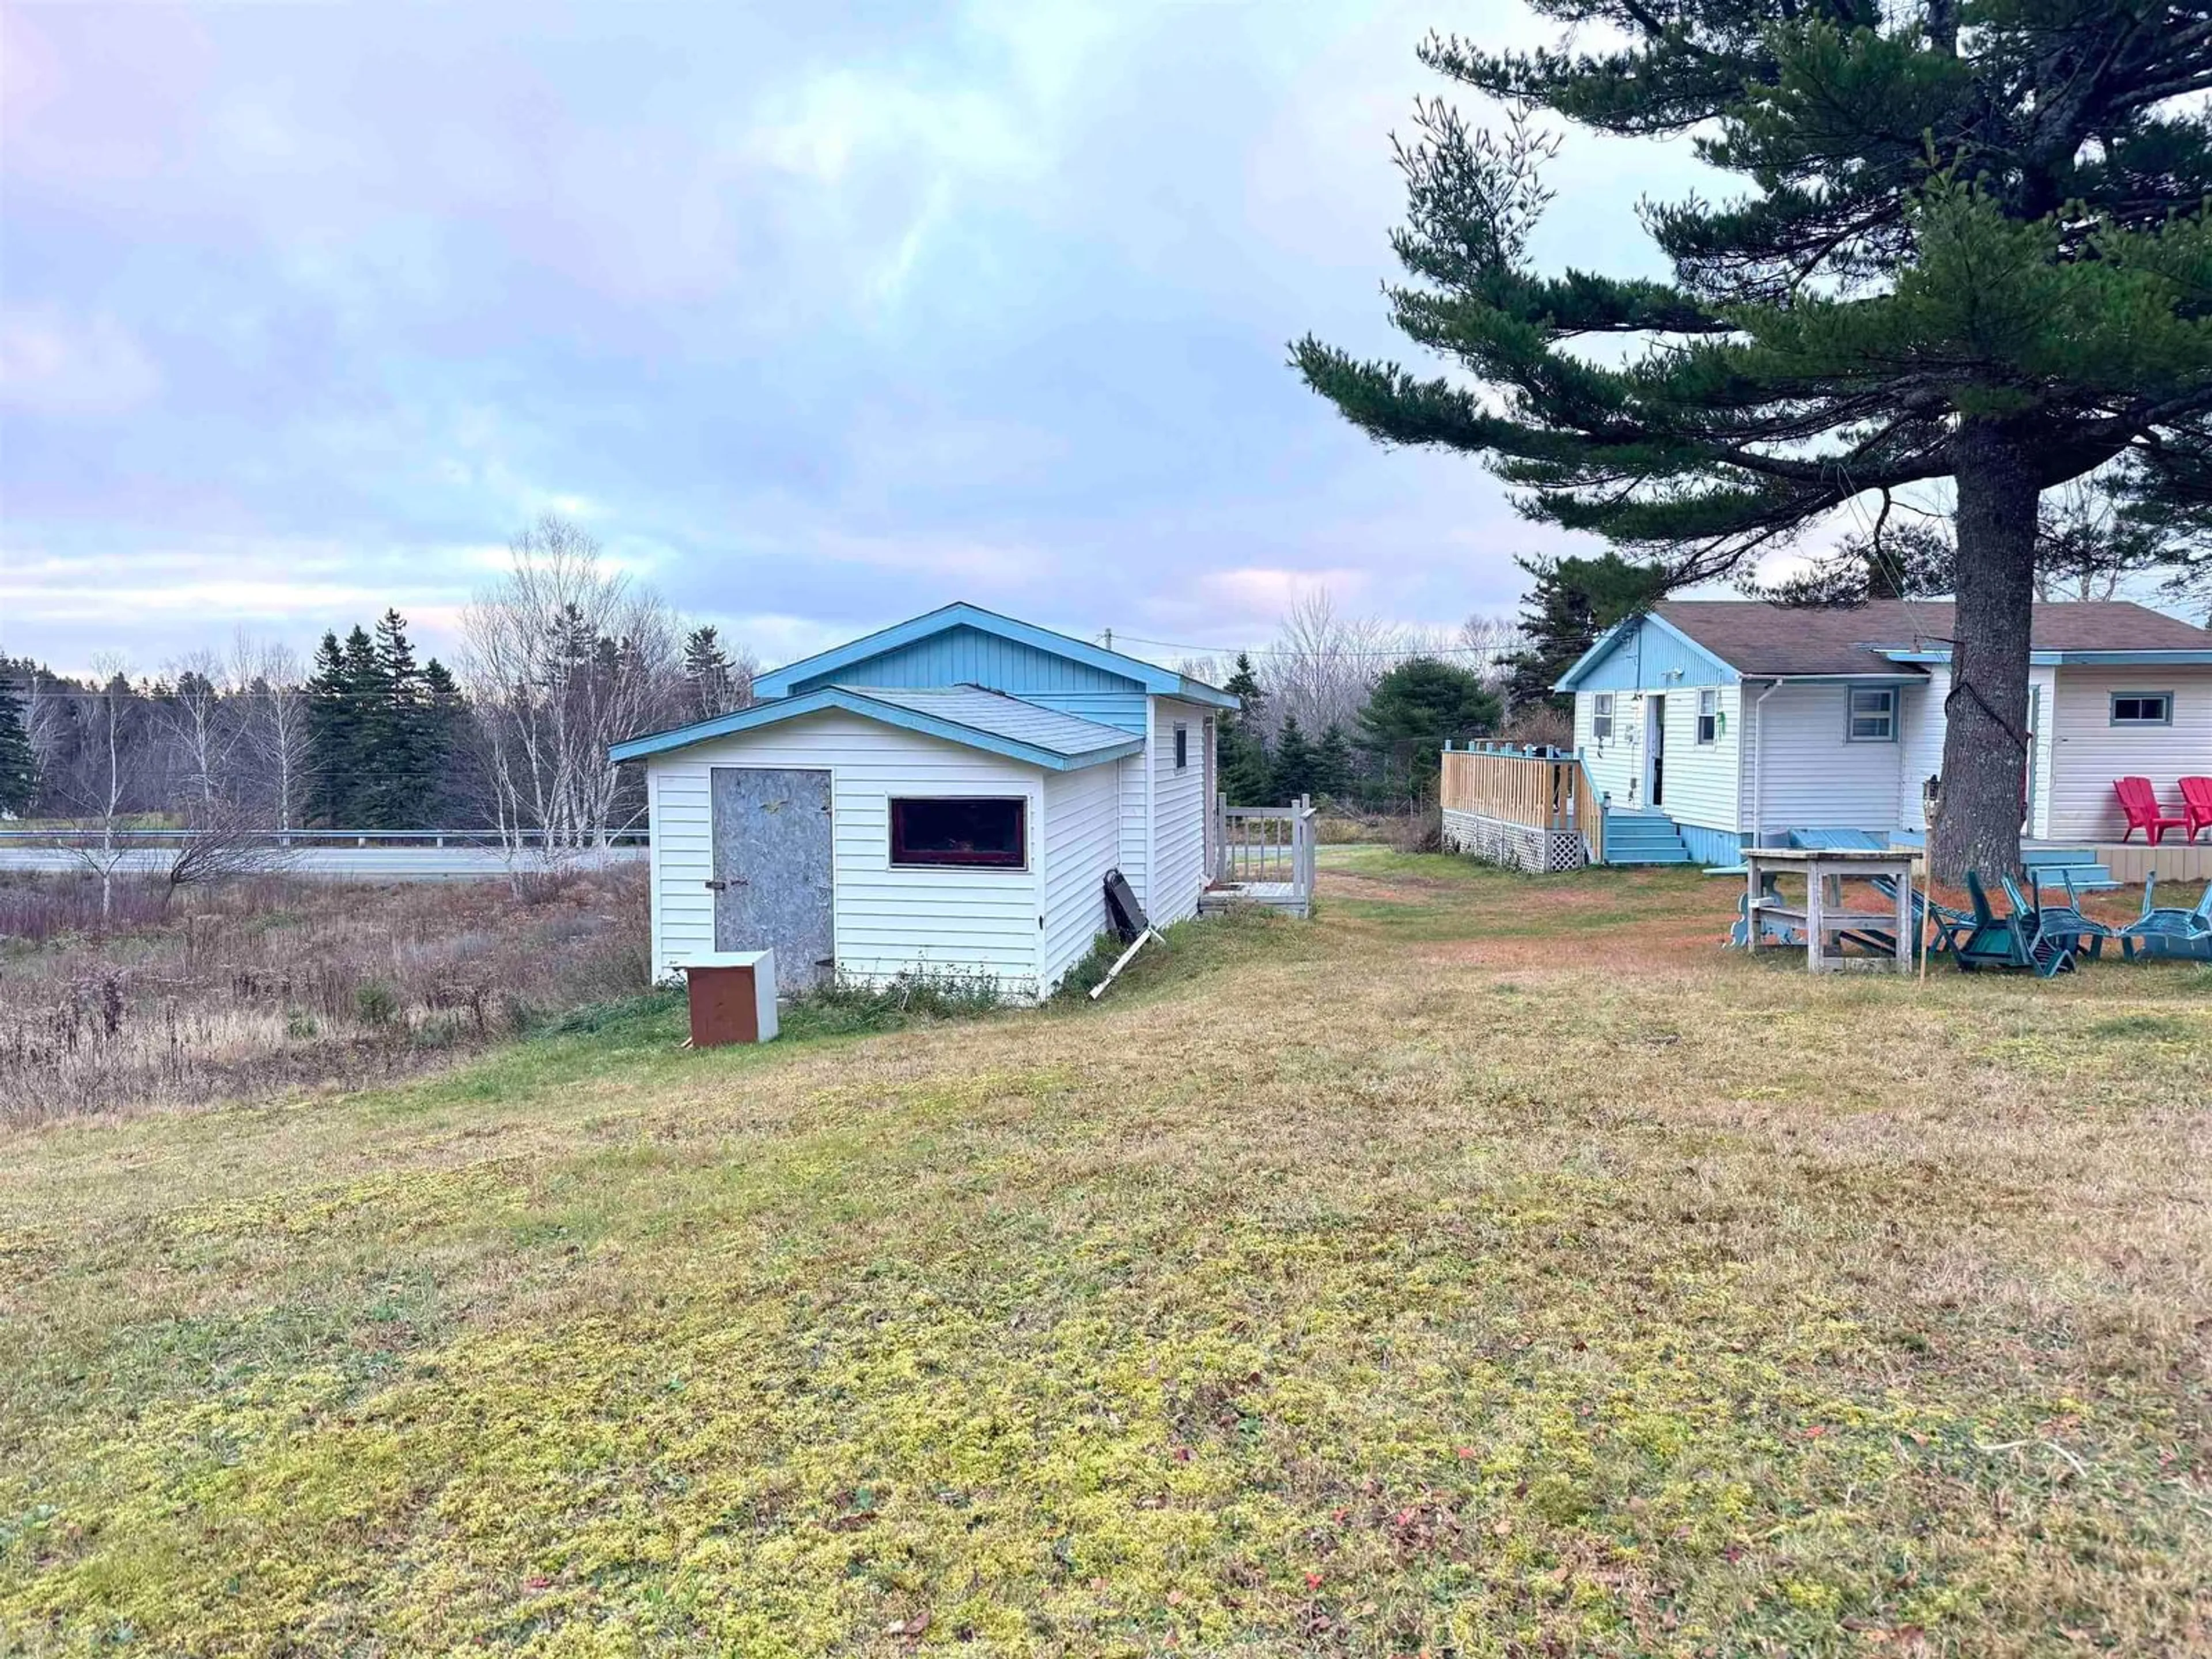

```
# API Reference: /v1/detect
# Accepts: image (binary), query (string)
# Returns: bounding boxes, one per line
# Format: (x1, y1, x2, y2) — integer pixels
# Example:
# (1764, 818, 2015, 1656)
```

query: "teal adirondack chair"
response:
(1955, 872, 2074, 977)
(2118, 873, 2212, 961)
(1849, 876, 1975, 961)
(2018, 870, 2118, 961)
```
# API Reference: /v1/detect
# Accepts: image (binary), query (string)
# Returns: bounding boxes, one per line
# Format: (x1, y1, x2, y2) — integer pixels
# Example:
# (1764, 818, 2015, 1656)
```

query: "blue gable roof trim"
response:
(608, 685, 1146, 770)
(1556, 612, 1739, 692)
(752, 601, 1238, 709)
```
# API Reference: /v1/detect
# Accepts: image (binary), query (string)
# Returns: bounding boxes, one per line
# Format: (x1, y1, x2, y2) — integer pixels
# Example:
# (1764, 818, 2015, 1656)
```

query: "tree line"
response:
(0, 514, 757, 846)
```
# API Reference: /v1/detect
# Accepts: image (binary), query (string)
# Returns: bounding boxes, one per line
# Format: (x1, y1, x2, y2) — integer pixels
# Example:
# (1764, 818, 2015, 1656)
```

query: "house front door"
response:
(710, 767, 834, 991)
(1645, 695, 1666, 808)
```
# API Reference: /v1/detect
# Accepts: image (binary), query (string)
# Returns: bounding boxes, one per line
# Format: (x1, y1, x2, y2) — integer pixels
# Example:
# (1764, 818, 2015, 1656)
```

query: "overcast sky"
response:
(2, 1, 1723, 677)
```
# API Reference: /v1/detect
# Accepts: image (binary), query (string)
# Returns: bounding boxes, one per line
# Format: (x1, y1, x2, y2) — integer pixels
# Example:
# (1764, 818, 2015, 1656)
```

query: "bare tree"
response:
(163, 796, 296, 904)
(1454, 613, 1521, 692)
(228, 632, 311, 835)
(50, 656, 157, 921)
(460, 513, 685, 868)
(1265, 590, 1429, 738)
(157, 647, 242, 809)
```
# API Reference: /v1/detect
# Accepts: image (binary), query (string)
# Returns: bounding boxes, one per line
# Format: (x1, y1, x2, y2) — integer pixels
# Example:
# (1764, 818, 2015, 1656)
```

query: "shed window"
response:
(1593, 692, 1615, 742)
(889, 797, 1025, 869)
(1174, 724, 1189, 770)
(2110, 692, 2173, 727)
(1696, 688, 1718, 745)
(1847, 687, 1897, 741)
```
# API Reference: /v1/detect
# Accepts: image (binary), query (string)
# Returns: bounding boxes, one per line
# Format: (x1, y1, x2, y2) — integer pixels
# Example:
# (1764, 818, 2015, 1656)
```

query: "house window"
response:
(1593, 692, 1615, 742)
(1174, 724, 1189, 769)
(889, 797, 1026, 869)
(1696, 688, 1718, 745)
(2110, 692, 2173, 727)
(1847, 687, 1897, 742)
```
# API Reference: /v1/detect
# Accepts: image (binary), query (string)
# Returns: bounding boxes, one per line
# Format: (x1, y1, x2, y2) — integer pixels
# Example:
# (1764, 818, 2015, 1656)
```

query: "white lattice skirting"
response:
(1442, 808, 1589, 874)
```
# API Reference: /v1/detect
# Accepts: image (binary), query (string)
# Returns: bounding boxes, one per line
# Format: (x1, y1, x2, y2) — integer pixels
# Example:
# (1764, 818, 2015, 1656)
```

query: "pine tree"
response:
(1296, 7, 2212, 878)
(361, 610, 426, 830)
(1357, 657, 1501, 800)
(0, 669, 37, 817)
(1501, 554, 1669, 714)
(683, 624, 741, 719)
(304, 631, 354, 826)
(1313, 724, 1354, 802)
(1270, 715, 1319, 802)
(1217, 651, 1275, 804)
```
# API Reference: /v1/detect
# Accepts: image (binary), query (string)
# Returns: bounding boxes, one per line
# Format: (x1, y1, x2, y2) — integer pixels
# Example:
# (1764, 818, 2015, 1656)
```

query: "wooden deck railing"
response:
(1212, 794, 1317, 896)
(1440, 746, 1605, 862)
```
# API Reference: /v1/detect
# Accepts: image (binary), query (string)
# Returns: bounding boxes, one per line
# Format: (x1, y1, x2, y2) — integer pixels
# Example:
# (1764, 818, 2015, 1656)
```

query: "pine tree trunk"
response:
(1931, 422, 2040, 884)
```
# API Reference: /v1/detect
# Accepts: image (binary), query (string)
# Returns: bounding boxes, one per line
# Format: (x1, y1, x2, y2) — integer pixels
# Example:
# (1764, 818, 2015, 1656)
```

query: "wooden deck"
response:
(1199, 879, 1310, 918)
(1205, 797, 1317, 918)
(2060, 840, 2212, 884)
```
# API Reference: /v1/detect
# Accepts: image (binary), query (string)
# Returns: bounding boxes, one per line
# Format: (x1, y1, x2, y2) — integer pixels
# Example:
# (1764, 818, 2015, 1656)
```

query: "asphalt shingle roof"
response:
(1655, 600, 2210, 677)
(842, 686, 1140, 761)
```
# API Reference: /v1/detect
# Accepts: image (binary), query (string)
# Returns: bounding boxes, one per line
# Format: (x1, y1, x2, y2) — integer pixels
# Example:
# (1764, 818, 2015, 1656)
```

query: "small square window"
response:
(1174, 724, 1189, 770)
(1847, 687, 1897, 742)
(890, 797, 1025, 868)
(1593, 692, 1615, 743)
(1695, 688, 1718, 745)
(2110, 692, 2173, 727)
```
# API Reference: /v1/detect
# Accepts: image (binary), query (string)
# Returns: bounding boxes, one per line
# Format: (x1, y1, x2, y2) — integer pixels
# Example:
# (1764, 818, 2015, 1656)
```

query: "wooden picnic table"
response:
(1743, 844, 1918, 974)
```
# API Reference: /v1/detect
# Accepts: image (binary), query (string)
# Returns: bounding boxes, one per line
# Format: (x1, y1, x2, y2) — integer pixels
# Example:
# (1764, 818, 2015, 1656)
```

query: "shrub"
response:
(354, 981, 400, 1029)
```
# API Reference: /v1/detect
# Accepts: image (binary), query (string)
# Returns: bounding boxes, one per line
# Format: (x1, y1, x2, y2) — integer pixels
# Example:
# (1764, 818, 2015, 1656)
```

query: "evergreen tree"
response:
(1356, 657, 1501, 800)
(1270, 715, 1319, 802)
(304, 631, 355, 826)
(361, 610, 426, 830)
(0, 670, 37, 817)
(1501, 553, 1668, 713)
(1217, 650, 1275, 804)
(683, 624, 742, 719)
(1313, 723, 1354, 802)
(1296, 4, 2212, 878)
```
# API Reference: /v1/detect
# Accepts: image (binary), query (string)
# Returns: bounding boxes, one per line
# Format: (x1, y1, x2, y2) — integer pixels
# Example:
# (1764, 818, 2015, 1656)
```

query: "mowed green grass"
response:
(3, 850, 2209, 1657)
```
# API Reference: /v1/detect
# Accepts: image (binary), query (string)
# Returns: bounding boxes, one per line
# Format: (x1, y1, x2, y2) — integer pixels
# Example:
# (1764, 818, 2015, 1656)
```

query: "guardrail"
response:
(0, 827, 650, 848)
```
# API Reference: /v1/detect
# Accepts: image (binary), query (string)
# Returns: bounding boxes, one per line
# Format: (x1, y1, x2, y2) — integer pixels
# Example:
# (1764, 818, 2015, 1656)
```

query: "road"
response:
(0, 846, 649, 881)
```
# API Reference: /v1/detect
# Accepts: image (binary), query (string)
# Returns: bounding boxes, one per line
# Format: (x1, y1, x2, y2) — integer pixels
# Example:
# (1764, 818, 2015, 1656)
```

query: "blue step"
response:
(2024, 847, 2121, 891)
(1603, 810, 1693, 866)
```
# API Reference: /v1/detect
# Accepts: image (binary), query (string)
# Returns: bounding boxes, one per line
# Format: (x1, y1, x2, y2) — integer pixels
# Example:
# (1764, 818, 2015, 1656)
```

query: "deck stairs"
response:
(1602, 808, 1693, 866)
(2022, 846, 2121, 893)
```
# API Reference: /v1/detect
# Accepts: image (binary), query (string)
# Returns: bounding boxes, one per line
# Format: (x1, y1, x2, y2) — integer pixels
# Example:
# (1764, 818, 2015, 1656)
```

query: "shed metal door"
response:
(710, 767, 834, 991)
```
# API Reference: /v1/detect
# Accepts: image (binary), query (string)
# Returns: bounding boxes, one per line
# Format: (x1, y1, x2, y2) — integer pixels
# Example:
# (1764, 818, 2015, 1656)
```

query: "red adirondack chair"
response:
(2182, 776, 2212, 842)
(2114, 776, 2188, 845)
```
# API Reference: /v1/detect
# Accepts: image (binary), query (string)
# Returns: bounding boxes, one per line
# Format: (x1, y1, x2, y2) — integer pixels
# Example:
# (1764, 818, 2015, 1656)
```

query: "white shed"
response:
(610, 605, 1239, 1001)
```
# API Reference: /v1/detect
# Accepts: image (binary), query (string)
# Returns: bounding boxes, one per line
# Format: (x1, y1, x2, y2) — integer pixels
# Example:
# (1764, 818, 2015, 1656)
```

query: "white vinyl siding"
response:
(644, 710, 1045, 997)
(1740, 684, 1912, 836)
(1654, 685, 1740, 832)
(1147, 696, 1210, 926)
(1574, 691, 1639, 808)
(2046, 665, 2212, 840)
(1116, 752, 1147, 911)
(1039, 761, 1120, 991)
(1897, 665, 2059, 838)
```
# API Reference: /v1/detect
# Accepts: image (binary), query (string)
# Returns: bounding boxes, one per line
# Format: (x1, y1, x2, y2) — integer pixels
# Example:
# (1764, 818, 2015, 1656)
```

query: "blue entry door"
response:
(710, 767, 834, 991)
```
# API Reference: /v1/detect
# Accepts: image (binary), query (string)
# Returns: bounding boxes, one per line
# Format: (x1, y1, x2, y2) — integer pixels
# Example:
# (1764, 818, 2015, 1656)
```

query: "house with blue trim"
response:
(1556, 599, 2212, 865)
(611, 603, 1238, 998)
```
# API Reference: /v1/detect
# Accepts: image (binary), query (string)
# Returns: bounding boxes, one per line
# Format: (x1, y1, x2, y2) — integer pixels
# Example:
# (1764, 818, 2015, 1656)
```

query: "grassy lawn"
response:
(3, 849, 2209, 1656)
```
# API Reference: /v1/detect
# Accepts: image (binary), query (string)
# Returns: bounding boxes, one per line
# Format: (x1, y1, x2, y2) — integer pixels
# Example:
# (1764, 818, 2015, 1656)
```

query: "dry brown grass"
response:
(0, 866, 651, 1123)
(1, 849, 2207, 1656)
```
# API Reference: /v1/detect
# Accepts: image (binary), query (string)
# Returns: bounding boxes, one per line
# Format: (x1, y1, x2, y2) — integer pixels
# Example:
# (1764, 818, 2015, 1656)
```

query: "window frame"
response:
(1695, 688, 1718, 745)
(1592, 692, 1615, 743)
(2109, 691, 2175, 728)
(1173, 722, 1189, 770)
(1845, 686, 1899, 743)
(888, 796, 1028, 870)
